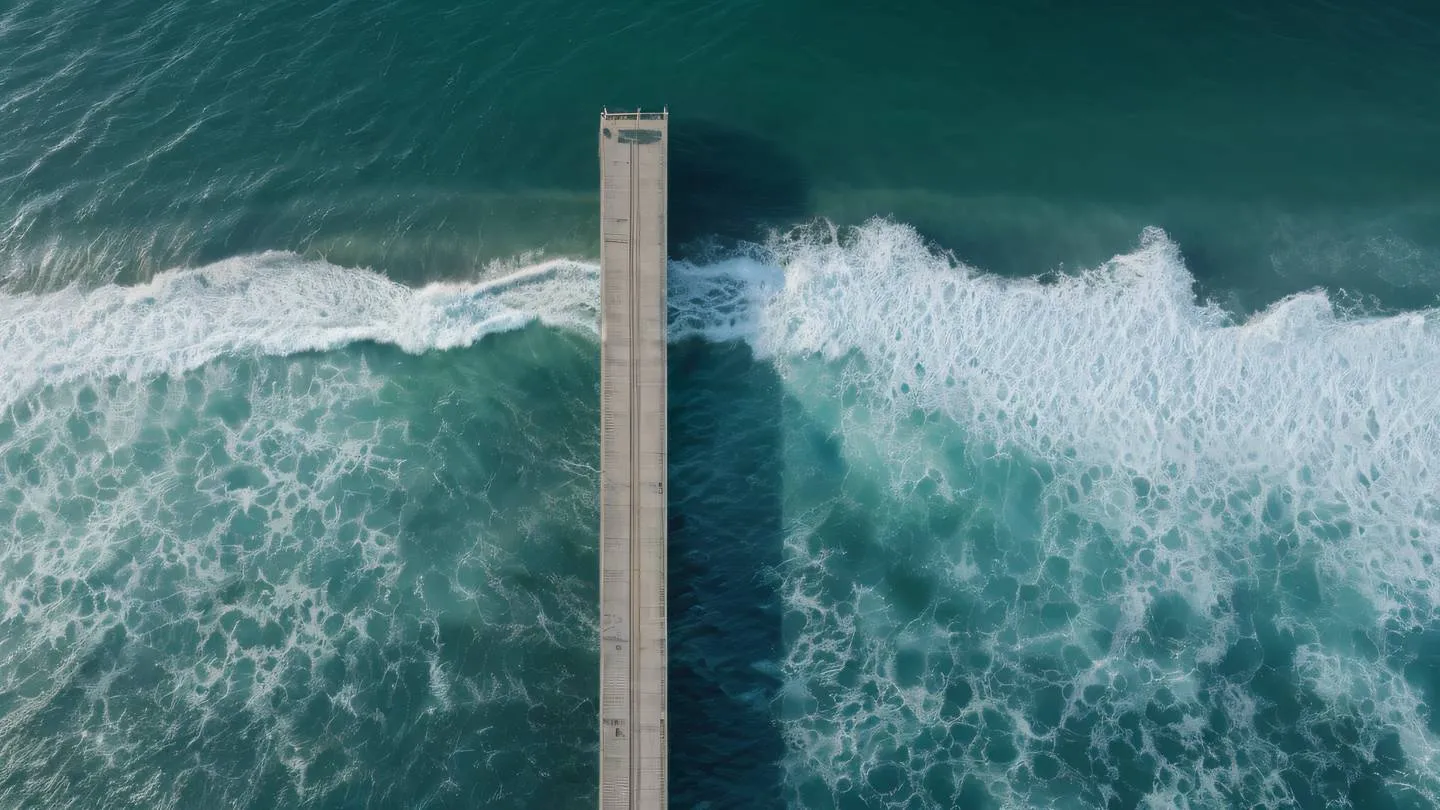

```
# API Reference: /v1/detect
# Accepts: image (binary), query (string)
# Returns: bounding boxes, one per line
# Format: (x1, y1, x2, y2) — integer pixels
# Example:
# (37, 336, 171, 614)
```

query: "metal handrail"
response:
(600, 107, 669, 120)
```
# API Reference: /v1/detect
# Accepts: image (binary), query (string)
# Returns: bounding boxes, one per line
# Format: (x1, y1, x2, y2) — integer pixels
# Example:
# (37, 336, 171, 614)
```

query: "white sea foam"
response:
(4, 220, 1440, 807)
(0, 262, 600, 805)
(717, 220, 1440, 618)
(689, 220, 1440, 809)
(0, 250, 601, 407)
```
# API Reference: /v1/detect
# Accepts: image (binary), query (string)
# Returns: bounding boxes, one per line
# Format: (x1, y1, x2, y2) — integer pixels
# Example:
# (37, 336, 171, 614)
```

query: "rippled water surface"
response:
(3, 0, 1440, 807)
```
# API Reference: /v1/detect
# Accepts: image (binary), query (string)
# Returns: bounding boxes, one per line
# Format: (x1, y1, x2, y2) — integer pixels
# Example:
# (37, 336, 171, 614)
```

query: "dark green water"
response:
(2, 0, 1440, 807)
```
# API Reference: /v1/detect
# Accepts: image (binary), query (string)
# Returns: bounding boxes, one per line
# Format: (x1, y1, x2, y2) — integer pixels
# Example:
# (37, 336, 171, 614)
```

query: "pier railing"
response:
(601, 107, 669, 120)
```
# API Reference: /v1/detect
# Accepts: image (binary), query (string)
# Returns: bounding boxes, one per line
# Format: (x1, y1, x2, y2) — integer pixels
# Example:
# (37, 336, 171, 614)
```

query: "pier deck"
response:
(598, 109, 668, 810)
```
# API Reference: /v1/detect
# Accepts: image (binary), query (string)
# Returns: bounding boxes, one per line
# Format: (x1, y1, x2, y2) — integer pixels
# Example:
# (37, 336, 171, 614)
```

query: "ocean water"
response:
(3, 0, 1440, 808)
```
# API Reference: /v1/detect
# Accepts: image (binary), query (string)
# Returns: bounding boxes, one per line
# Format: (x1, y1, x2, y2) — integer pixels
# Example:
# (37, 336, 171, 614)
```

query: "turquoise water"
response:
(3, 0, 1440, 807)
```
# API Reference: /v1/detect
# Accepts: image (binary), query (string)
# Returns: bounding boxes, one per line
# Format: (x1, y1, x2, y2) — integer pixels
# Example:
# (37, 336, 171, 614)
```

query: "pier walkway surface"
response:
(598, 109, 668, 810)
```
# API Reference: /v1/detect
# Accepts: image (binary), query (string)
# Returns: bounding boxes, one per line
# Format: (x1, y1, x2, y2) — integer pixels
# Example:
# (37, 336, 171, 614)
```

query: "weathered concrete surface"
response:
(598, 110, 668, 810)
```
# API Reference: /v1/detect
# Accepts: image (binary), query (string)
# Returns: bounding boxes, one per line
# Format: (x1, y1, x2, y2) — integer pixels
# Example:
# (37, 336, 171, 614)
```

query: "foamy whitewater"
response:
(2, 219, 1439, 808)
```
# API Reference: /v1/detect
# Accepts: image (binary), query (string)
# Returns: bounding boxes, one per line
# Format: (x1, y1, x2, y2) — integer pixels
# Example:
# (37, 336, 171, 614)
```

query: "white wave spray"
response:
(0, 251, 601, 406)
(3, 219, 1440, 808)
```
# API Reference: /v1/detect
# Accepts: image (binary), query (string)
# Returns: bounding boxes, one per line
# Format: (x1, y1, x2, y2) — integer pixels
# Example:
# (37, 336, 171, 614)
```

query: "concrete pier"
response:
(598, 109, 668, 810)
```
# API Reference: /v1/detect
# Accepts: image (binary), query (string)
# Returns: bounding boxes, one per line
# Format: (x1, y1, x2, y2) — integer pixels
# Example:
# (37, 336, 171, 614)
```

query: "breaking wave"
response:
(3, 218, 1440, 807)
